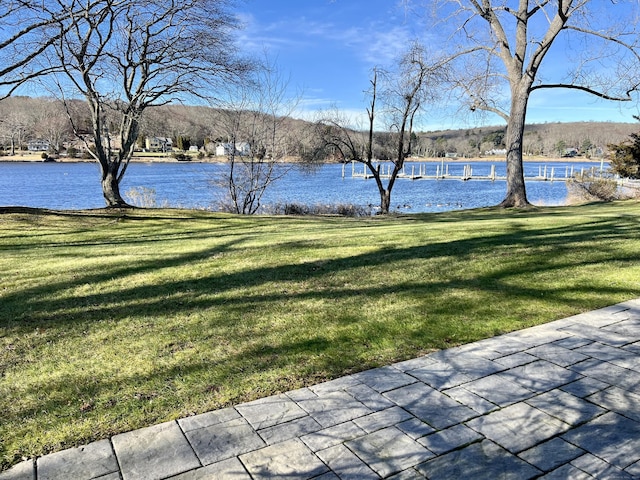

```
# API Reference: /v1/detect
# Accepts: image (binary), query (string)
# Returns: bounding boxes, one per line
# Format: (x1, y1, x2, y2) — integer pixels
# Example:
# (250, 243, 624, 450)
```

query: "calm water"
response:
(0, 160, 605, 213)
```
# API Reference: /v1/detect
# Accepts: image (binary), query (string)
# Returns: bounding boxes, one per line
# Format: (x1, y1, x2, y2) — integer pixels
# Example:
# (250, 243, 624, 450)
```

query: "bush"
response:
(608, 116, 640, 179)
(265, 202, 372, 217)
(567, 174, 621, 203)
(125, 187, 168, 208)
(172, 152, 190, 161)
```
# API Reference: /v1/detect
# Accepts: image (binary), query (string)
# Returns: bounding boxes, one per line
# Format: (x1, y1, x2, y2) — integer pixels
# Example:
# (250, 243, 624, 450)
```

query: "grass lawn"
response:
(1, 202, 640, 469)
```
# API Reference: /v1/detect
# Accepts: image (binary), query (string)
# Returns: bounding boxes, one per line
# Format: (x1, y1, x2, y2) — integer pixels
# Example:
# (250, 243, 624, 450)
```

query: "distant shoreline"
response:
(0, 154, 606, 164)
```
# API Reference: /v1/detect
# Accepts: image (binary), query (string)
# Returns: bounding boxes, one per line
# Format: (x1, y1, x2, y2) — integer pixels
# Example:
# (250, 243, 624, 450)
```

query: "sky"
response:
(239, 0, 640, 131)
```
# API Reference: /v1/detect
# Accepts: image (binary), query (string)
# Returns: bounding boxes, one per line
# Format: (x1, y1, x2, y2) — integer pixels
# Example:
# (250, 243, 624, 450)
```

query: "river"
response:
(0, 160, 605, 213)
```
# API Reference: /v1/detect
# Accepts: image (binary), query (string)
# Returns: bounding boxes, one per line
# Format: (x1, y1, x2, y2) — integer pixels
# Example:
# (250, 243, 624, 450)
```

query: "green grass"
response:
(1, 202, 640, 469)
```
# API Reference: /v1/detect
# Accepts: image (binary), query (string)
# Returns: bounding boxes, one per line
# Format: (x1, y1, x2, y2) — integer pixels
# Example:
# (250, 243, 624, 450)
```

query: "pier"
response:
(342, 161, 604, 183)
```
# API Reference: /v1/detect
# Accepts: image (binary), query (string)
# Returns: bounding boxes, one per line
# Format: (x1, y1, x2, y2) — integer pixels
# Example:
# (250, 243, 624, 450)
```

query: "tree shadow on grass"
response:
(2, 212, 639, 329)
(1, 206, 640, 468)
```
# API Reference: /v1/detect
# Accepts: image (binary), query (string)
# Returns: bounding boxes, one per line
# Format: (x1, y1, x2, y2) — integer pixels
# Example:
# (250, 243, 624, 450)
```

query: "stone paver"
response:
(235, 393, 307, 430)
(570, 453, 636, 479)
(461, 372, 534, 407)
(239, 438, 328, 479)
(525, 343, 589, 367)
(497, 359, 581, 391)
(517, 437, 585, 473)
(442, 384, 497, 414)
(404, 360, 473, 389)
(4, 298, 640, 479)
(561, 411, 640, 470)
(37, 439, 118, 480)
(183, 417, 265, 465)
(570, 357, 640, 391)
(353, 406, 414, 433)
(112, 421, 200, 480)
(316, 444, 378, 479)
(466, 402, 570, 453)
(586, 386, 640, 423)
(345, 427, 433, 478)
(351, 365, 416, 393)
(525, 389, 605, 425)
(417, 423, 483, 455)
(169, 457, 251, 479)
(383, 382, 477, 429)
(415, 440, 541, 480)
(539, 463, 594, 479)
(345, 383, 396, 410)
(0, 461, 34, 480)
(297, 390, 372, 427)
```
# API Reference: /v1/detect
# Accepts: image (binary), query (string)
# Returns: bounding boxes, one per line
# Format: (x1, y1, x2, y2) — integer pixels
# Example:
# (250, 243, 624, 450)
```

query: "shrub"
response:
(172, 152, 190, 161)
(567, 174, 621, 203)
(284, 203, 309, 215)
(124, 187, 164, 208)
(607, 116, 640, 179)
(265, 202, 372, 217)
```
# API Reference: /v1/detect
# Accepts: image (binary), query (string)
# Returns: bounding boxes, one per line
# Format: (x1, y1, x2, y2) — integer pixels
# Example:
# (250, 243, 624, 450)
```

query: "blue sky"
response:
(239, 0, 640, 130)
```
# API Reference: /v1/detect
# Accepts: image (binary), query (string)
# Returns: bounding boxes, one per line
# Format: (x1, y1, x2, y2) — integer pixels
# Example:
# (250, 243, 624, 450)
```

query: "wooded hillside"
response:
(416, 122, 639, 159)
(1, 96, 637, 159)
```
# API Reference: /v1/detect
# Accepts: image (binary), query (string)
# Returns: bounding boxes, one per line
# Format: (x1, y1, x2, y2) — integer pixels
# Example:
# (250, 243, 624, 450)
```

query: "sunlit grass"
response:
(1, 202, 640, 469)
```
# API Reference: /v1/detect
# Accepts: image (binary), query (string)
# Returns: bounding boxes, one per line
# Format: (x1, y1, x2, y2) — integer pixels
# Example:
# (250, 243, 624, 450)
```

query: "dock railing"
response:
(343, 161, 607, 183)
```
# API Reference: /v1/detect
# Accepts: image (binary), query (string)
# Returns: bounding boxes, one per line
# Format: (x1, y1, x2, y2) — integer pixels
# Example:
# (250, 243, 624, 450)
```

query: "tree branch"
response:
(531, 83, 635, 101)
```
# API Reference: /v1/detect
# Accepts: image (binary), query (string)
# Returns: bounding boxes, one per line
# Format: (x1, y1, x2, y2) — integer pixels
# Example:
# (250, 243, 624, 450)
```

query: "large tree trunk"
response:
(500, 90, 531, 208)
(101, 165, 129, 208)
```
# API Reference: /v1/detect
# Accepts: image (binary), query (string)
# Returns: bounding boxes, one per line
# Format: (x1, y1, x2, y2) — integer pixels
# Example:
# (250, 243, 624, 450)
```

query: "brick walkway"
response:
(2, 299, 640, 480)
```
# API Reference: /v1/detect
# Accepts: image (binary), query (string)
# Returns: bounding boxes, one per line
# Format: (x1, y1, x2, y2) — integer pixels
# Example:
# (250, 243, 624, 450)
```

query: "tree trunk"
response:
(500, 89, 531, 208)
(380, 189, 391, 214)
(101, 166, 130, 208)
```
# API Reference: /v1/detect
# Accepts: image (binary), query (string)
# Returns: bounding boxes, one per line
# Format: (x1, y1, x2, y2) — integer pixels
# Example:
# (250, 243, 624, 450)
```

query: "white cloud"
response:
(237, 10, 417, 67)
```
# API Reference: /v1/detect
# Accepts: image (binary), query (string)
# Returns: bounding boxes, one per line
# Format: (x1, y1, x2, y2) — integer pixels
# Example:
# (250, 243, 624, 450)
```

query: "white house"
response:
(485, 148, 507, 156)
(215, 142, 251, 157)
(27, 139, 51, 152)
(145, 137, 173, 152)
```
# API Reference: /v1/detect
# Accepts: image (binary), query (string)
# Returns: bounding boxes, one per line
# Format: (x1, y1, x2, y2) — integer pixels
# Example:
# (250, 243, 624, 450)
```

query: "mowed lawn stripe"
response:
(1, 202, 639, 469)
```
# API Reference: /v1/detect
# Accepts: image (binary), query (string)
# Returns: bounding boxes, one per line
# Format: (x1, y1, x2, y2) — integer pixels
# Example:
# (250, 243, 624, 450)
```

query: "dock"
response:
(343, 161, 604, 183)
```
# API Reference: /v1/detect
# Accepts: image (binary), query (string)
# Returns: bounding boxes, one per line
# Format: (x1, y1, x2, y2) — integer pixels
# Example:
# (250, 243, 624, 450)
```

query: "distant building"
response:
(27, 139, 50, 152)
(216, 142, 251, 157)
(145, 137, 173, 152)
(188, 145, 199, 152)
(484, 148, 507, 156)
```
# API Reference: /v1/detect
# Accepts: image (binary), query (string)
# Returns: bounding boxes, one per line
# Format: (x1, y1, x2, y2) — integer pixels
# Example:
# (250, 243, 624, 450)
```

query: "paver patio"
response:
(2, 298, 640, 479)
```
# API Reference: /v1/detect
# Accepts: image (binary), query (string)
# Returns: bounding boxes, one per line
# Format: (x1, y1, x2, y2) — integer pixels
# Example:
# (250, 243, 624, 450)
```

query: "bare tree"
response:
(212, 61, 303, 214)
(311, 44, 442, 214)
(41, 0, 247, 207)
(31, 99, 72, 153)
(0, 98, 32, 154)
(0, 1, 74, 96)
(414, 0, 640, 207)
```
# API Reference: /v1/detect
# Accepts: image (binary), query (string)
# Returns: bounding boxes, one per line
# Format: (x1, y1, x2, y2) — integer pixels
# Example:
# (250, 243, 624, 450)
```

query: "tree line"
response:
(2, 95, 637, 161)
